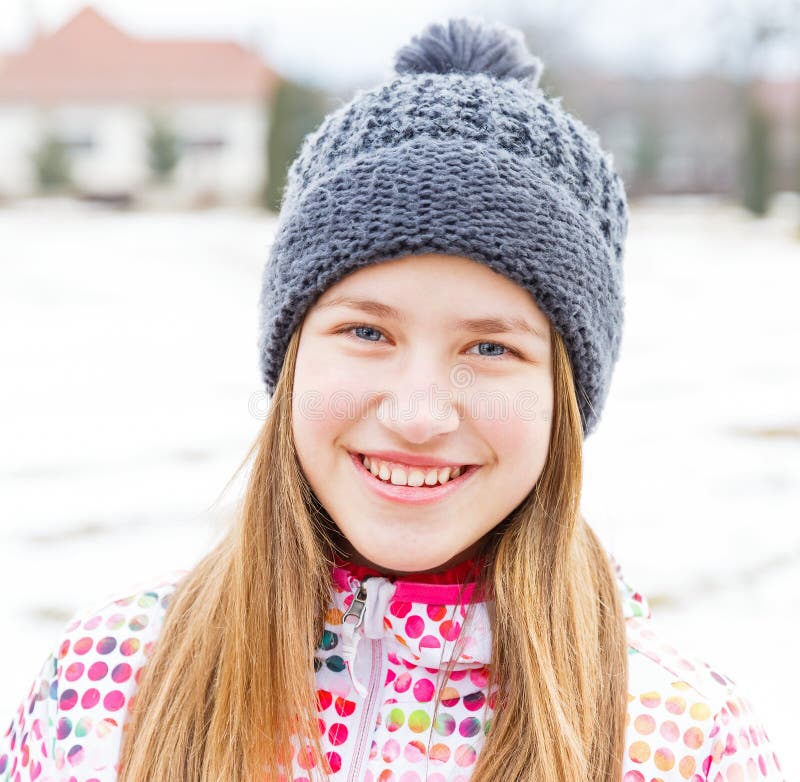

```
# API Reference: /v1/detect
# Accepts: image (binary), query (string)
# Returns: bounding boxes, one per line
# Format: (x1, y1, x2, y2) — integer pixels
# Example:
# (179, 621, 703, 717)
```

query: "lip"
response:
(354, 449, 471, 469)
(348, 450, 481, 506)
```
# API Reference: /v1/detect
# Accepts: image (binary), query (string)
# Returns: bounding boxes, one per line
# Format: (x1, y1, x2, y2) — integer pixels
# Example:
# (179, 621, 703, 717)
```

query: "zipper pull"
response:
(342, 579, 369, 630)
(340, 577, 372, 698)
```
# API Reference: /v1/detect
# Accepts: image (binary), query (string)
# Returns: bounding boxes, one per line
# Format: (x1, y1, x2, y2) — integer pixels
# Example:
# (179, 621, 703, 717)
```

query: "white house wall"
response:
(0, 99, 269, 205)
(60, 103, 145, 191)
(0, 106, 39, 195)
(168, 100, 269, 204)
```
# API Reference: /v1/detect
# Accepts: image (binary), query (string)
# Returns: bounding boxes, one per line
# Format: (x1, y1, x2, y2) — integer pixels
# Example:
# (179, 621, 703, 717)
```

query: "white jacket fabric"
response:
(0, 554, 785, 781)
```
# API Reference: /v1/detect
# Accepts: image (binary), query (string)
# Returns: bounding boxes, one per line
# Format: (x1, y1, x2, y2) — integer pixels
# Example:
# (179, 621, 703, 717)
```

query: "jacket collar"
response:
(331, 550, 649, 618)
(329, 551, 650, 664)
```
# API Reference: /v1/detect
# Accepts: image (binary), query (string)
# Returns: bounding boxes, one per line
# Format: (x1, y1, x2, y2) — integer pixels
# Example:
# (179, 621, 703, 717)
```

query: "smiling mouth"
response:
(355, 452, 477, 488)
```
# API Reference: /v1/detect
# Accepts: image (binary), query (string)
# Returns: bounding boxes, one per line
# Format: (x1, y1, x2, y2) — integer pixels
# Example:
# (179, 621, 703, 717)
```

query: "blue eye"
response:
(466, 341, 516, 359)
(349, 325, 384, 342)
(334, 324, 389, 344)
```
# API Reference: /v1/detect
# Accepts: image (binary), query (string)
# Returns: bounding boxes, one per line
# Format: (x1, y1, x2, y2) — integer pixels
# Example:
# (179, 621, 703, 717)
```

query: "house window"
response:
(57, 134, 96, 153)
(180, 136, 226, 152)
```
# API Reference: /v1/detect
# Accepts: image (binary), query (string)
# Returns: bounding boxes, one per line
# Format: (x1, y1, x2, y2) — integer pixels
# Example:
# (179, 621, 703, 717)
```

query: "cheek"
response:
(292, 342, 376, 465)
(294, 331, 378, 395)
(293, 337, 376, 414)
(473, 393, 552, 476)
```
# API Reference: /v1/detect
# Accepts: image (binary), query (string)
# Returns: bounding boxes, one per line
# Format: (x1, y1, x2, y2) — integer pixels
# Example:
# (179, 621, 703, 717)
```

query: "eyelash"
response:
(335, 323, 522, 360)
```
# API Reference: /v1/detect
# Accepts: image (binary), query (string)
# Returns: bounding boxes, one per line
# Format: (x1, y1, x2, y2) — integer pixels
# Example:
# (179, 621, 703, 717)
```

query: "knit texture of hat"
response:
(257, 17, 629, 438)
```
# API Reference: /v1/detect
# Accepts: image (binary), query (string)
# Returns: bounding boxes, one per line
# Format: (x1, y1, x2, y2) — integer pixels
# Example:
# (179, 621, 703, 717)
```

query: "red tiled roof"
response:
(0, 5, 279, 101)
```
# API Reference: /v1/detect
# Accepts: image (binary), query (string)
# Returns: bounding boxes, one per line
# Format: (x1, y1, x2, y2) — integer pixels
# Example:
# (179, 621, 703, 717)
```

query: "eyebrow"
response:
(316, 295, 548, 342)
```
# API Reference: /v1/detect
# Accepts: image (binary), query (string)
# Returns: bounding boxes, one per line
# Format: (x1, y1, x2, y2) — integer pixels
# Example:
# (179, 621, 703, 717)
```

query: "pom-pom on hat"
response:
(393, 17, 543, 85)
(257, 17, 629, 438)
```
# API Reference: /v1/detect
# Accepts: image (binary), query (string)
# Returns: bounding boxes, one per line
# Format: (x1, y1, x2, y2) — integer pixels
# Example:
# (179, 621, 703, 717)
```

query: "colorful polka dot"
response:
(407, 710, 430, 734)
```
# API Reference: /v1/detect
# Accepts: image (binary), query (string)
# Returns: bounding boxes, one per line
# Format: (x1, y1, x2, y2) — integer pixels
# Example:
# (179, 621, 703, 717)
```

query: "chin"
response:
(357, 549, 449, 576)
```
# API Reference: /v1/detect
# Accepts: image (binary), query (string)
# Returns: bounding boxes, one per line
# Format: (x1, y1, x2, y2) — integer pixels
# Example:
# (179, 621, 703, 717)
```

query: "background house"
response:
(551, 69, 800, 199)
(0, 6, 280, 207)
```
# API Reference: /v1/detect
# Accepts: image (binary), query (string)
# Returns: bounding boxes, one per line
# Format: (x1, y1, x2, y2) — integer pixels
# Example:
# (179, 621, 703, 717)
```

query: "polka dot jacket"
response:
(1, 553, 785, 782)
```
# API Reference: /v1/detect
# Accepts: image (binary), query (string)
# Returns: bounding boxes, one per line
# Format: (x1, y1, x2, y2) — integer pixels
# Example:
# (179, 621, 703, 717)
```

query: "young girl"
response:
(1, 17, 784, 782)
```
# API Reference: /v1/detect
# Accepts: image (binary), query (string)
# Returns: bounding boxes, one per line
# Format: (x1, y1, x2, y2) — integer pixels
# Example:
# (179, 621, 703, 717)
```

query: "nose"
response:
(375, 368, 461, 443)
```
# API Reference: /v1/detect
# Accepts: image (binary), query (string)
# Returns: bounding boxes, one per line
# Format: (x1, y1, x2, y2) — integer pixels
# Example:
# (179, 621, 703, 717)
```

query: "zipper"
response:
(341, 577, 384, 782)
(346, 637, 383, 782)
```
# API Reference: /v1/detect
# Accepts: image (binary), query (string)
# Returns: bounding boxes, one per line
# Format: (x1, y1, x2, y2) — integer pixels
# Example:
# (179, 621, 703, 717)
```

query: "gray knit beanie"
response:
(257, 16, 628, 438)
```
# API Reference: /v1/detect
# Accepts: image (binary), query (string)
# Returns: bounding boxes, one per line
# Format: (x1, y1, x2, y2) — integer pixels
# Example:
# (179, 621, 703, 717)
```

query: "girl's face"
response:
(292, 253, 553, 576)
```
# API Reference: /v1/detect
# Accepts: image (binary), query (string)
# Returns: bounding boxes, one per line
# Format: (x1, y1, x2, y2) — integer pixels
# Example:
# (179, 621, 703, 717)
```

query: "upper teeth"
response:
(360, 455, 465, 486)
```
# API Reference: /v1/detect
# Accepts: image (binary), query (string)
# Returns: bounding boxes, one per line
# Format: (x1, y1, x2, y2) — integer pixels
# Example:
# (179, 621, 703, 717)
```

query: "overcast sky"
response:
(1, 0, 798, 90)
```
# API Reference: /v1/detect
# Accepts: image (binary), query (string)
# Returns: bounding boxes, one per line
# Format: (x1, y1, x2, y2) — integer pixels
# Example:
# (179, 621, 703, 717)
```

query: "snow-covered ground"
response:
(1, 195, 798, 777)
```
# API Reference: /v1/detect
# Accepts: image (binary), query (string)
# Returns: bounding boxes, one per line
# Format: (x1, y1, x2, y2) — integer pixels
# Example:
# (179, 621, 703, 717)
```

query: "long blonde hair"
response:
(118, 318, 628, 782)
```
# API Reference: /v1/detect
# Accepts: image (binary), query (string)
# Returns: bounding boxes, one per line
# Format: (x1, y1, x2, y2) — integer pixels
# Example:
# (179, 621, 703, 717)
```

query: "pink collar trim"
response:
(331, 554, 486, 605)
(331, 565, 483, 604)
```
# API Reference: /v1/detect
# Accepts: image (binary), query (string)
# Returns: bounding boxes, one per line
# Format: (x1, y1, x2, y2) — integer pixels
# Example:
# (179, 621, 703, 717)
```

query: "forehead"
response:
(313, 256, 550, 343)
(314, 254, 550, 329)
